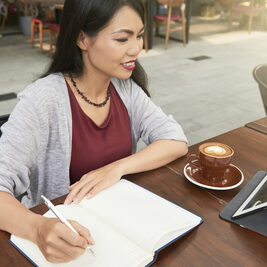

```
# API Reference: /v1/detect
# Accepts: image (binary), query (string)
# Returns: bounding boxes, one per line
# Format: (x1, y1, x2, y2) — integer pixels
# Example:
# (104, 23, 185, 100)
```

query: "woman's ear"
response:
(76, 31, 89, 51)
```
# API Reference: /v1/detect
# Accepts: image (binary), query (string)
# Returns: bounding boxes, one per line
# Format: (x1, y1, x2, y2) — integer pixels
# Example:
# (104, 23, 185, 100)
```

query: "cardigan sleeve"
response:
(128, 80, 188, 146)
(0, 91, 40, 198)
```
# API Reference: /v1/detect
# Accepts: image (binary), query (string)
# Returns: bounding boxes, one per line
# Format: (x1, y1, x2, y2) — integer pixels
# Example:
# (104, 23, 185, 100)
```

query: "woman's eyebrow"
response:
(112, 26, 145, 35)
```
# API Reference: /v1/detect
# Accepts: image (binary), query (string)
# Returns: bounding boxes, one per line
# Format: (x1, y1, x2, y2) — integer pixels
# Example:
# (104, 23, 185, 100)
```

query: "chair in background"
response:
(228, 0, 266, 34)
(253, 64, 267, 115)
(154, 0, 186, 50)
(47, 23, 60, 58)
(141, 0, 148, 52)
(31, 5, 56, 53)
(46, 3, 63, 57)
(0, 114, 9, 137)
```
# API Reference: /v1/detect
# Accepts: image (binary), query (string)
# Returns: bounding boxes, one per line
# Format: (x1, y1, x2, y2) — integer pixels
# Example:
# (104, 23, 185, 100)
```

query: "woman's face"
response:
(79, 6, 144, 80)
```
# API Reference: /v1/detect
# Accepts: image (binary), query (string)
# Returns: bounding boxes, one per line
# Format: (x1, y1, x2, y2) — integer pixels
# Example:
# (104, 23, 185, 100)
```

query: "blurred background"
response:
(0, 0, 267, 147)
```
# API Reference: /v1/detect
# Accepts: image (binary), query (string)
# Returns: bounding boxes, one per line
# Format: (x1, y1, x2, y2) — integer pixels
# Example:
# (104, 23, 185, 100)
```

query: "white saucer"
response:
(184, 163, 244, 190)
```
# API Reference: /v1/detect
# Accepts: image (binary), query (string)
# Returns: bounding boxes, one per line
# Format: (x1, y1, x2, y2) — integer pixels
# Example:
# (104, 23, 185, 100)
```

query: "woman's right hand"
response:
(32, 217, 94, 263)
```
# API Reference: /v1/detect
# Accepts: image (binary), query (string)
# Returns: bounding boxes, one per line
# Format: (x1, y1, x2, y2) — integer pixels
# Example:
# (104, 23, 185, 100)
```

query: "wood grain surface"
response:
(168, 127, 267, 203)
(127, 167, 266, 267)
(245, 117, 267, 135)
(0, 127, 266, 266)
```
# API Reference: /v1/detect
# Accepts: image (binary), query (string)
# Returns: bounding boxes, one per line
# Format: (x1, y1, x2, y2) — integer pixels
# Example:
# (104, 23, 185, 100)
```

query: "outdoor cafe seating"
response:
(228, 0, 266, 34)
(154, 0, 186, 49)
(31, 17, 56, 53)
(0, 0, 267, 266)
(253, 64, 267, 115)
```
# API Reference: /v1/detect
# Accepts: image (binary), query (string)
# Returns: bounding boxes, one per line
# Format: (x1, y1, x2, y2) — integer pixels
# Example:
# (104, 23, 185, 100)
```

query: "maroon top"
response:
(67, 81, 132, 184)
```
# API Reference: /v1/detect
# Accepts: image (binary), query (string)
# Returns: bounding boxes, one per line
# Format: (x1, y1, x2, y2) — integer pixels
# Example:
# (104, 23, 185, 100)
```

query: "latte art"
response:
(204, 146, 226, 156)
(199, 142, 233, 158)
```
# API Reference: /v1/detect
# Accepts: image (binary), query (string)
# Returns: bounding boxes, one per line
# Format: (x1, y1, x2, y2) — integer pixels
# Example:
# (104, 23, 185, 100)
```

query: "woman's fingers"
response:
(73, 182, 96, 203)
(57, 222, 88, 249)
(65, 163, 122, 204)
(86, 183, 105, 199)
(35, 218, 88, 263)
(68, 181, 78, 190)
(65, 176, 97, 205)
(64, 180, 90, 205)
(70, 221, 95, 245)
(64, 184, 86, 205)
(44, 236, 84, 262)
(42, 244, 74, 263)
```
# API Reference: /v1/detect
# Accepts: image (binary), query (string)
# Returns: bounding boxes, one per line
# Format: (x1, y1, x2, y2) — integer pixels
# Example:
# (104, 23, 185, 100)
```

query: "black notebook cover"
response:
(219, 171, 267, 237)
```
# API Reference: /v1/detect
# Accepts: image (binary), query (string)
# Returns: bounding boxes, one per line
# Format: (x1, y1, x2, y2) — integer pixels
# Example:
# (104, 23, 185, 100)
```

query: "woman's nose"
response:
(128, 39, 143, 56)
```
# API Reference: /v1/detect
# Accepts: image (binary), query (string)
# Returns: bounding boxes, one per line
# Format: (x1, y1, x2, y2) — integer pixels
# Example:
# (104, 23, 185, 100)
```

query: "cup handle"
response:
(187, 153, 202, 170)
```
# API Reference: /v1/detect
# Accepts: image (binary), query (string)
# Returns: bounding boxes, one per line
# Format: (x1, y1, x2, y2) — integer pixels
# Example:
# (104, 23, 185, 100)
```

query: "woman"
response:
(0, 0, 188, 263)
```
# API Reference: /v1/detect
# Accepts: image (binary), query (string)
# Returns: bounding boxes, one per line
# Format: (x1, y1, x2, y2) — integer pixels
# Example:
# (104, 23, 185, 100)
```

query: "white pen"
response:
(41, 195, 95, 256)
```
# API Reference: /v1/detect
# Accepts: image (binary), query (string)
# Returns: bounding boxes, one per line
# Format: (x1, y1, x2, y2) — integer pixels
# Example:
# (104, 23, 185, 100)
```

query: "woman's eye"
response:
(116, 33, 144, 43)
(137, 33, 144, 39)
(116, 38, 128, 42)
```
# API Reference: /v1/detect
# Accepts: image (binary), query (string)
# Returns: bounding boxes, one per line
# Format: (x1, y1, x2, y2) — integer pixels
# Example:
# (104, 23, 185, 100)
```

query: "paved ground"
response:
(0, 16, 266, 148)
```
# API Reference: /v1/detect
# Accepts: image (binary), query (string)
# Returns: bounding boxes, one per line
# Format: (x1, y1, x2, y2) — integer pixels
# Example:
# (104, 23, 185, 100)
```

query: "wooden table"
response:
(245, 116, 267, 135)
(168, 126, 267, 203)
(0, 126, 267, 266)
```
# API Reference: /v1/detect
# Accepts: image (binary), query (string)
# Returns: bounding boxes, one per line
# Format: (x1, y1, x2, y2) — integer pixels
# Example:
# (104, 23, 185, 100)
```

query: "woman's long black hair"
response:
(42, 0, 149, 96)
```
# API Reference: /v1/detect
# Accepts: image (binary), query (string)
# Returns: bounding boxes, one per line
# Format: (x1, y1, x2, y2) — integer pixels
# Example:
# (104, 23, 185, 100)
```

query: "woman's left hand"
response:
(64, 162, 123, 205)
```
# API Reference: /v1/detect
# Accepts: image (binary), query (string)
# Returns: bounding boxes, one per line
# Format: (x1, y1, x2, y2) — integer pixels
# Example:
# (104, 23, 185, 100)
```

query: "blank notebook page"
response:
(80, 179, 201, 252)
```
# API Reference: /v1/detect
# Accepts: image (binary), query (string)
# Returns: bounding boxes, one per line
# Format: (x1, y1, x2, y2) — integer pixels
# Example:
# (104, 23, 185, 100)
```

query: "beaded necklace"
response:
(69, 73, 110, 107)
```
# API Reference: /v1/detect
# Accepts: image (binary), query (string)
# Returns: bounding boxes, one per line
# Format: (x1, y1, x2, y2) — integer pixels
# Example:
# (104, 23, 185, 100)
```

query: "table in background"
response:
(0, 126, 266, 266)
(245, 116, 267, 135)
(145, 0, 192, 49)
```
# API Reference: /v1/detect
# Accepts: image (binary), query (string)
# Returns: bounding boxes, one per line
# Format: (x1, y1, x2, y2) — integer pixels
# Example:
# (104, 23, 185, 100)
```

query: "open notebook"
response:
(10, 179, 202, 267)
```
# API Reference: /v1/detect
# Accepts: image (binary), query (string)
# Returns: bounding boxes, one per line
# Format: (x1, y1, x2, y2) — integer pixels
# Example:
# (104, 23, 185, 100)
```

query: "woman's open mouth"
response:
(121, 60, 136, 71)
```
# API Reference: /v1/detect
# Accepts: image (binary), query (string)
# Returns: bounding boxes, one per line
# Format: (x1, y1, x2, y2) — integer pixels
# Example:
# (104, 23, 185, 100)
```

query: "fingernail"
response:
(86, 194, 91, 199)
(89, 237, 95, 245)
(73, 197, 78, 204)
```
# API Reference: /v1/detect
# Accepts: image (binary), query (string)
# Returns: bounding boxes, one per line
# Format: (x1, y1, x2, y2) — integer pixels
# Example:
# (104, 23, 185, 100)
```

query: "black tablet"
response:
(232, 174, 267, 219)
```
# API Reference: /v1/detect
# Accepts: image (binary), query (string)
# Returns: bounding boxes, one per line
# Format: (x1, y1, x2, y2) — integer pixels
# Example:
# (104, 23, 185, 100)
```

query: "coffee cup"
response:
(187, 142, 234, 183)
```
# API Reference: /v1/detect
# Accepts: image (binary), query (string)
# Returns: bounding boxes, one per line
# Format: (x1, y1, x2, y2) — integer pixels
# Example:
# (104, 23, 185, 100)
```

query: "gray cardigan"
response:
(0, 73, 187, 208)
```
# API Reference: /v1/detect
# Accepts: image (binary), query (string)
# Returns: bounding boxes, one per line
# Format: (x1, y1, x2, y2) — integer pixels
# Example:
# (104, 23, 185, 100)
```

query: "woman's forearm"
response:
(65, 139, 188, 204)
(0, 192, 41, 242)
(117, 139, 188, 176)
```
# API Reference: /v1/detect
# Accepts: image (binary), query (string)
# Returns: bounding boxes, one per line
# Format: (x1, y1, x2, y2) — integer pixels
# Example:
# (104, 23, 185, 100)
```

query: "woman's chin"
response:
(114, 70, 133, 80)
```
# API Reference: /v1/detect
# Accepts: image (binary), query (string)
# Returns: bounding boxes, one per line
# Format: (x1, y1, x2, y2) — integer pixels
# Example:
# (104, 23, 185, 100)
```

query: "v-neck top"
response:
(67, 81, 132, 184)
(0, 73, 188, 208)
